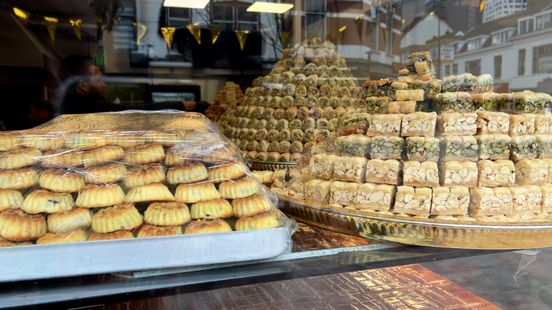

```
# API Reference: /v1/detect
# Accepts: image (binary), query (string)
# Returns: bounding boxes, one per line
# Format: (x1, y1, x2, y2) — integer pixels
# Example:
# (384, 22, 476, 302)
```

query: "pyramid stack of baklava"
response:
(274, 51, 552, 223)
(205, 82, 244, 122)
(218, 38, 365, 163)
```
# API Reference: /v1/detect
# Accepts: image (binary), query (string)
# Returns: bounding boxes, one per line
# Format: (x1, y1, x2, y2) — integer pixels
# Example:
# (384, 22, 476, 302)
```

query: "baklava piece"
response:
(438, 112, 477, 136)
(365, 159, 402, 185)
(401, 112, 437, 137)
(403, 161, 439, 187)
(405, 137, 439, 162)
(431, 186, 470, 216)
(393, 186, 432, 216)
(477, 160, 515, 187)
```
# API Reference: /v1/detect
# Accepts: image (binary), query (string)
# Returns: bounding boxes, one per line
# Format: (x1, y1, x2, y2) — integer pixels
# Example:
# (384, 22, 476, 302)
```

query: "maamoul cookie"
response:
(124, 183, 175, 203)
(165, 148, 190, 166)
(252, 171, 274, 185)
(64, 132, 107, 149)
(184, 219, 232, 234)
(21, 132, 64, 151)
(0, 147, 42, 169)
(22, 189, 74, 214)
(166, 163, 208, 184)
(144, 202, 190, 226)
(0, 133, 19, 151)
(82, 145, 124, 168)
(136, 224, 182, 238)
(47, 208, 92, 233)
(0, 189, 23, 211)
(105, 132, 146, 148)
(190, 199, 233, 219)
(0, 168, 38, 190)
(175, 182, 221, 203)
(124, 165, 166, 188)
(232, 194, 273, 217)
(76, 184, 125, 208)
(124, 143, 165, 164)
(0, 209, 47, 241)
(207, 162, 248, 182)
(218, 177, 260, 199)
(88, 230, 134, 241)
(36, 228, 87, 245)
(41, 150, 83, 168)
(144, 130, 183, 146)
(84, 163, 127, 184)
(0, 237, 31, 247)
(39, 169, 85, 192)
(235, 211, 282, 231)
(91, 203, 143, 233)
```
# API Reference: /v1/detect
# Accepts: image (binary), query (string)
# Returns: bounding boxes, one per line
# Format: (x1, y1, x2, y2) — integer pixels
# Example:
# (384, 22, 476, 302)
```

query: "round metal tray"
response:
(279, 195, 552, 250)
(248, 160, 299, 171)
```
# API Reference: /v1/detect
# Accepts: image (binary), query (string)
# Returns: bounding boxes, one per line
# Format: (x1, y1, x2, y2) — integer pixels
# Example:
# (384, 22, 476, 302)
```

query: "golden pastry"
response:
(252, 171, 274, 185)
(88, 230, 134, 241)
(207, 162, 248, 182)
(82, 145, 124, 168)
(84, 163, 127, 184)
(175, 182, 221, 203)
(124, 165, 166, 188)
(232, 194, 273, 217)
(190, 199, 233, 219)
(144, 202, 191, 226)
(91, 203, 143, 233)
(36, 228, 87, 245)
(21, 132, 64, 151)
(0, 237, 31, 247)
(0, 147, 42, 169)
(144, 130, 183, 146)
(218, 177, 260, 199)
(41, 149, 84, 168)
(124, 143, 165, 164)
(0, 189, 23, 212)
(0, 209, 47, 241)
(184, 219, 232, 234)
(22, 189, 74, 214)
(165, 148, 190, 166)
(64, 131, 107, 149)
(235, 211, 282, 231)
(76, 184, 125, 208)
(136, 224, 182, 238)
(166, 162, 208, 184)
(39, 169, 85, 193)
(124, 183, 175, 203)
(47, 208, 92, 233)
(0, 133, 19, 151)
(0, 168, 39, 190)
(105, 132, 146, 148)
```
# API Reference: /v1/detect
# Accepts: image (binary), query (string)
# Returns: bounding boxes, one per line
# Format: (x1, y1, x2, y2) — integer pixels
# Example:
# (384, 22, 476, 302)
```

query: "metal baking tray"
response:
(249, 160, 299, 171)
(0, 218, 294, 283)
(280, 196, 552, 250)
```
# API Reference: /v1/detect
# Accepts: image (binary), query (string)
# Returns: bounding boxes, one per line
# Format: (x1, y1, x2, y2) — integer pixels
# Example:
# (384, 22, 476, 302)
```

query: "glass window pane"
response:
(212, 5, 234, 21)
(305, 0, 325, 12)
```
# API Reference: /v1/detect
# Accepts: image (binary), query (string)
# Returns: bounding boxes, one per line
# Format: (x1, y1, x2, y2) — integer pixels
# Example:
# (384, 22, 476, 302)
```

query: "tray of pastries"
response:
(0, 111, 293, 282)
(270, 51, 552, 250)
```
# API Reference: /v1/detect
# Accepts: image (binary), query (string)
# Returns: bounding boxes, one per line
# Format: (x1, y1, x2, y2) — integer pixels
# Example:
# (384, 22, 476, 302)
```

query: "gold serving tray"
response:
(249, 160, 299, 171)
(279, 195, 552, 250)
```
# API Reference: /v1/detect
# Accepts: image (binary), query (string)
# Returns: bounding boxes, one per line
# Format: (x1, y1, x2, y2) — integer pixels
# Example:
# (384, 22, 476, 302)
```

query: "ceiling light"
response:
(163, 0, 210, 9)
(247, 2, 294, 14)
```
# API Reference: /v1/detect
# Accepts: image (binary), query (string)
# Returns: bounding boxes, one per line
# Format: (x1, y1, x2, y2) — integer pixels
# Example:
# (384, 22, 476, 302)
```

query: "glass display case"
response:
(1, 0, 552, 308)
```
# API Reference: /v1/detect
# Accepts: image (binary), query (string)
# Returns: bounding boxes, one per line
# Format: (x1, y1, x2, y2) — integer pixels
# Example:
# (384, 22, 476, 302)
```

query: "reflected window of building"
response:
(535, 11, 552, 31)
(212, 2, 259, 31)
(444, 64, 451, 76)
(533, 43, 552, 74)
(465, 59, 481, 75)
(518, 49, 526, 75)
(518, 17, 534, 35)
(452, 63, 458, 75)
(167, 7, 191, 28)
(304, 0, 326, 38)
(494, 55, 502, 79)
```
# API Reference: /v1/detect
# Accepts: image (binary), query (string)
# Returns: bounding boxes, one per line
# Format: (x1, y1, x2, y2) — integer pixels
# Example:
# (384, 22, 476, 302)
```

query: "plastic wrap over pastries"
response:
(0, 111, 287, 247)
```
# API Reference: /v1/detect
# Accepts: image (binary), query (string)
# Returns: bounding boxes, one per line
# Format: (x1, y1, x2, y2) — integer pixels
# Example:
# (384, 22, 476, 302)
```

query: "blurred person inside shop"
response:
(57, 54, 196, 114)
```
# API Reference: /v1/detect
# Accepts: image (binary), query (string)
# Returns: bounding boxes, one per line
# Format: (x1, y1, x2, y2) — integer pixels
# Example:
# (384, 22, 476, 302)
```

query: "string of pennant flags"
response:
(10, 6, 251, 51)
